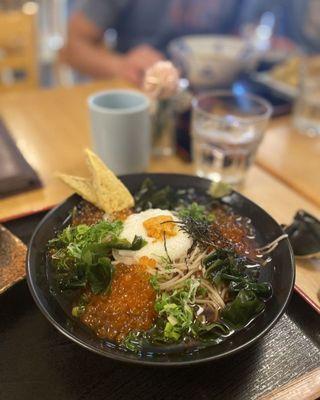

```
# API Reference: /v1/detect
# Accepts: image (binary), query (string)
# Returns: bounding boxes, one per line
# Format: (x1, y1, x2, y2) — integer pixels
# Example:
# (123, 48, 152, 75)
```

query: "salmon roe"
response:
(213, 208, 256, 258)
(111, 208, 133, 221)
(139, 256, 157, 268)
(80, 263, 156, 342)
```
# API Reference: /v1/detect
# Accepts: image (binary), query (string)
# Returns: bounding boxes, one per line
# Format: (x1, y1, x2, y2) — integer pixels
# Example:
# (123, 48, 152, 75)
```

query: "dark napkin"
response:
(0, 118, 41, 197)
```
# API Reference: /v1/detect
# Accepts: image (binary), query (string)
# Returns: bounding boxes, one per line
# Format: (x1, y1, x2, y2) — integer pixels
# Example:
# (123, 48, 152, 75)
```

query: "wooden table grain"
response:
(0, 81, 121, 220)
(0, 79, 319, 310)
(256, 116, 320, 208)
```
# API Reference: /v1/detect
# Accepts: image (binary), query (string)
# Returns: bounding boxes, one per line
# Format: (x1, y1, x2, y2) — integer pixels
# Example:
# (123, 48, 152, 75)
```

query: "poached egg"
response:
(113, 209, 192, 265)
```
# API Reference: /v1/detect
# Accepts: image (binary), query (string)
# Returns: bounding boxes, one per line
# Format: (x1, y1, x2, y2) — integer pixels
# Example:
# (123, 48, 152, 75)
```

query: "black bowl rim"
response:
(26, 173, 295, 366)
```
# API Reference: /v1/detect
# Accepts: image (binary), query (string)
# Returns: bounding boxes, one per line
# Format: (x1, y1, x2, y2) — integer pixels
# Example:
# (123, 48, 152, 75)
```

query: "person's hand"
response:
(271, 36, 297, 51)
(115, 45, 164, 85)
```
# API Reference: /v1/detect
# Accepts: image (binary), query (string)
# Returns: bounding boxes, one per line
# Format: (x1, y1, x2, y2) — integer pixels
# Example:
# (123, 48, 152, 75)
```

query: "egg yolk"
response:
(143, 215, 177, 241)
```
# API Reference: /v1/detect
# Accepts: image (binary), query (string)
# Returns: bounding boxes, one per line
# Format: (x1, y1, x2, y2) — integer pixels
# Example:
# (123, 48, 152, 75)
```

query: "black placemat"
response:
(1, 212, 320, 400)
(0, 119, 41, 197)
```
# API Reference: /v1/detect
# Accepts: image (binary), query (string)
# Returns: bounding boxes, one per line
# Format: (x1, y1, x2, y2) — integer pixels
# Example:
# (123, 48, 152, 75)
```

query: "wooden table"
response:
(256, 116, 320, 208)
(0, 79, 319, 309)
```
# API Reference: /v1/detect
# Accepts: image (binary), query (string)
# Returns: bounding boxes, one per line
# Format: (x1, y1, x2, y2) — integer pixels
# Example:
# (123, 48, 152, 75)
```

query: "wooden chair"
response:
(0, 6, 38, 91)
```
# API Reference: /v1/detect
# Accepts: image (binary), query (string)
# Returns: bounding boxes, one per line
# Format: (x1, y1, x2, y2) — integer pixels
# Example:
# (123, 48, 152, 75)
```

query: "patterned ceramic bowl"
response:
(168, 35, 258, 88)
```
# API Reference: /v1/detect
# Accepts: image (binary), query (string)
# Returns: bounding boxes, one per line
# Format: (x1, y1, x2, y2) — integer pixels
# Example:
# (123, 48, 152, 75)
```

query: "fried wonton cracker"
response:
(85, 149, 134, 213)
(56, 173, 100, 209)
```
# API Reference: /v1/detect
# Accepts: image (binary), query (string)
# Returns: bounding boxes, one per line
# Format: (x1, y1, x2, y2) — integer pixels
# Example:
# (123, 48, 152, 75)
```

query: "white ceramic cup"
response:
(88, 89, 151, 175)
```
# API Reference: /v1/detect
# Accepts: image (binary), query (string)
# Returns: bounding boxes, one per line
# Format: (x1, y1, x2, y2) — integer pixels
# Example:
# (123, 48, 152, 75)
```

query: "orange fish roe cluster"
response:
(213, 208, 256, 258)
(72, 200, 104, 226)
(139, 256, 157, 268)
(80, 263, 156, 342)
(143, 215, 177, 241)
(111, 207, 133, 221)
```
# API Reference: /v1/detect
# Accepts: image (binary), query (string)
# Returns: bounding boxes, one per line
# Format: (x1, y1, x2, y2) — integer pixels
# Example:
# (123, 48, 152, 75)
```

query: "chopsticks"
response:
(259, 367, 320, 400)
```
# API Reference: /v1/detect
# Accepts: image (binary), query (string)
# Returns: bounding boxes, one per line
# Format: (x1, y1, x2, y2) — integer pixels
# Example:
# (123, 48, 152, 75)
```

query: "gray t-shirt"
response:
(77, 0, 320, 54)
(77, 0, 241, 53)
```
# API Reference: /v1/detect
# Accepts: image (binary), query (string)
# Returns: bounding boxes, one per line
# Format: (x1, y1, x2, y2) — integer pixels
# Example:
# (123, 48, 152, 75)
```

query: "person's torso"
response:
(287, 0, 320, 53)
(114, 0, 242, 52)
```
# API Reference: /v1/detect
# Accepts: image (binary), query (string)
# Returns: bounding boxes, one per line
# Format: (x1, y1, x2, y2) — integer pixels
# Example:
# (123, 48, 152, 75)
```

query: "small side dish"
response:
(269, 57, 301, 88)
(0, 225, 26, 294)
(46, 150, 287, 353)
(255, 55, 320, 99)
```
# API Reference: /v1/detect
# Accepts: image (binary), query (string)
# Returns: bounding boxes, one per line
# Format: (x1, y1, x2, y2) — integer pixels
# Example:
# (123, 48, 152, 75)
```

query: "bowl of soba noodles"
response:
(27, 156, 294, 366)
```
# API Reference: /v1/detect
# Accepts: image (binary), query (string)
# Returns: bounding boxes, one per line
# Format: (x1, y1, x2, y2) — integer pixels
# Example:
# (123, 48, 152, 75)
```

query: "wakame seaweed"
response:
(221, 289, 265, 329)
(134, 178, 213, 213)
(48, 221, 146, 294)
(134, 178, 179, 212)
(202, 249, 272, 299)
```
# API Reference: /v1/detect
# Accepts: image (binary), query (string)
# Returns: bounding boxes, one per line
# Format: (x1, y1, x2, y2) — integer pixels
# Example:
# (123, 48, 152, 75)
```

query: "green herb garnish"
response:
(49, 220, 123, 253)
(178, 202, 215, 222)
(48, 220, 146, 295)
(72, 293, 90, 317)
(154, 279, 199, 342)
(122, 332, 143, 352)
(149, 274, 160, 291)
(123, 278, 231, 349)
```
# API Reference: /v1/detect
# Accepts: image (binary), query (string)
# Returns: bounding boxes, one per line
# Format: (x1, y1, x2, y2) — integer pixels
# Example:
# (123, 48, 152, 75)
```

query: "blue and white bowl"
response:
(168, 35, 258, 88)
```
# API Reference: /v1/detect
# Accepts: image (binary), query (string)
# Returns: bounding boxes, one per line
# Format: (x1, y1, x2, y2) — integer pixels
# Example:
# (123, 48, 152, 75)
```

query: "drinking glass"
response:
(152, 99, 175, 157)
(293, 57, 320, 137)
(191, 91, 272, 185)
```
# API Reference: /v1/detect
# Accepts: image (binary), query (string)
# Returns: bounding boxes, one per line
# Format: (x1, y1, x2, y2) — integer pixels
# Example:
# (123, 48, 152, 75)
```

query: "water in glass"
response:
(192, 92, 271, 185)
(293, 57, 320, 137)
(193, 123, 263, 185)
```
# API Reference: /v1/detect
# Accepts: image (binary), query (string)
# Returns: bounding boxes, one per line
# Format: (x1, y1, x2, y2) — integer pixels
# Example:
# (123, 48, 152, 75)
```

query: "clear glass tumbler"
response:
(293, 57, 320, 137)
(191, 91, 272, 186)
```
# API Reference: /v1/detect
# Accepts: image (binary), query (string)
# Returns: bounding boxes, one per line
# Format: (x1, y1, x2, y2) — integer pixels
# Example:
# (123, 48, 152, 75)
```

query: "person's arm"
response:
(60, 11, 163, 85)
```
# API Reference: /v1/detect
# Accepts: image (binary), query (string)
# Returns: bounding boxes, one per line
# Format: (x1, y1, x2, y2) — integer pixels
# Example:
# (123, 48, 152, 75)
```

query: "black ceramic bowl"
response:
(27, 174, 295, 366)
